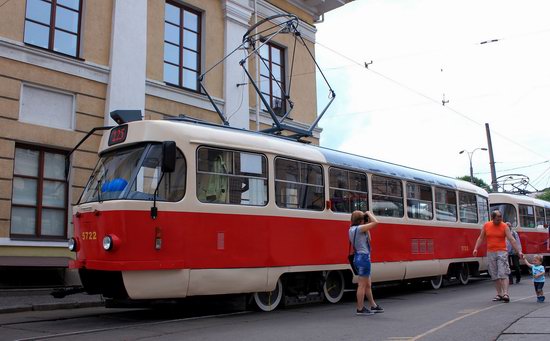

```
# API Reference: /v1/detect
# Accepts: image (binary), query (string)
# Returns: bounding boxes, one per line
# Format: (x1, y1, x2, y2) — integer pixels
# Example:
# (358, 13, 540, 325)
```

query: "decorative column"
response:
(104, 0, 148, 125)
(223, 0, 253, 129)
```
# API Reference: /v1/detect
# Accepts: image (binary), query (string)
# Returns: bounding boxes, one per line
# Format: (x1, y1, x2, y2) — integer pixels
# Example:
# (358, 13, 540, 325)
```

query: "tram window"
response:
(477, 195, 490, 223)
(459, 192, 478, 223)
(275, 158, 324, 210)
(371, 175, 404, 217)
(435, 188, 457, 222)
(127, 144, 186, 201)
(329, 168, 368, 213)
(490, 203, 518, 227)
(535, 206, 545, 227)
(196, 147, 268, 206)
(406, 182, 433, 220)
(518, 204, 536, 228)
(546, 208, 550, 225)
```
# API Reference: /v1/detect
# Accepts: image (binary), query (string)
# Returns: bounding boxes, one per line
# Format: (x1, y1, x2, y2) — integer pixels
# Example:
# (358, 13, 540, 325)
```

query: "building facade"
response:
(0, 0, 349, 286)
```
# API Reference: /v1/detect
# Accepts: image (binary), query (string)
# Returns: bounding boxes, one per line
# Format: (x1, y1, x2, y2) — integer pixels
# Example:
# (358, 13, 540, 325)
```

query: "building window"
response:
(259, 42, 286, 116)
(372, 175, 404, 217)
(329, 168, 368, 213)
(275, 158, 324, 210)
(196, 147, 267, 206)
(164, 2, 201, 91)
(24, 0, 82, 57)
(11, 146, 68, 239)
(407, 182, 433, 220)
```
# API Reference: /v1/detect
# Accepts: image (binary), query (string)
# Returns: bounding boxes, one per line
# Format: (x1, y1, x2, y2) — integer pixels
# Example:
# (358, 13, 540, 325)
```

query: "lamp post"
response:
(459, 148, 488, 184)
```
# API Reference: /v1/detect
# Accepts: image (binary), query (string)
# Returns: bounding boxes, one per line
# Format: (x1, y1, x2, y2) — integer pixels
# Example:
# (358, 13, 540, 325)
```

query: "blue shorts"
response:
(354, 253, 371, 277)
(534, 282, 545, 291)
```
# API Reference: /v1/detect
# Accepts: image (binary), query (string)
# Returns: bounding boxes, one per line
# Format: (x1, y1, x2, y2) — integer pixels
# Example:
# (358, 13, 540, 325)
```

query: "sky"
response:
(314, 0, 550, 192)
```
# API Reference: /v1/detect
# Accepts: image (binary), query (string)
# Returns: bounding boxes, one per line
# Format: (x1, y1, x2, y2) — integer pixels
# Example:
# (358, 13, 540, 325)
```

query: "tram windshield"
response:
(79, 143, 186, 204)
(490, 203, 518, 227)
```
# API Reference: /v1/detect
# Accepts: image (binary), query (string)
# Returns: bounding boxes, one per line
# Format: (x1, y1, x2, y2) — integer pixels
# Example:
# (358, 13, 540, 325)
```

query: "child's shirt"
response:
(532, 265, 545, 283)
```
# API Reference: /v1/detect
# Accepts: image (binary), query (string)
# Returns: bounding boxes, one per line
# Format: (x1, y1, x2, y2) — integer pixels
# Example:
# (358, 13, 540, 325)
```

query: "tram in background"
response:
(489, 193, 550, 264)
(68, 118, 492, 311)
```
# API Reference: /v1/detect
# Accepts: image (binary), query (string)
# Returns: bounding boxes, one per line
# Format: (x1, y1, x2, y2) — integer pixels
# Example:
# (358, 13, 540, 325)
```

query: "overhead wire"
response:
(314, 41, 550, 160)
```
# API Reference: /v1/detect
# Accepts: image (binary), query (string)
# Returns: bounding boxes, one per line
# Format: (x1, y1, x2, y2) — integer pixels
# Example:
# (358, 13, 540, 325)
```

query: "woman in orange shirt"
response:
(473, 210, 523, 302)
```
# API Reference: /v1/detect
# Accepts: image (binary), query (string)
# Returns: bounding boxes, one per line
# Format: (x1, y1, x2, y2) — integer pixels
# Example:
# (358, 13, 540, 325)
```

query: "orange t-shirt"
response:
(484, 221, 507, 252)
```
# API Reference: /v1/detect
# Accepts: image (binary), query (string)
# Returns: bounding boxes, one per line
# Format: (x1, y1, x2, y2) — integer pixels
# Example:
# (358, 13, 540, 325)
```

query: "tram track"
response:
(8, 310, 251, 341)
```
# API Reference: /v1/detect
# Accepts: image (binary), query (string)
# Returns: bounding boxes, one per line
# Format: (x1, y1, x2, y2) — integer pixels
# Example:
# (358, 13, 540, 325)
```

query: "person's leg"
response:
(356, 277, 367, 310)
(495, 279, 503, 296)
(501, 278, 509, 296)
(508, 255, 514, 284)
(513, 255, 521, 282)
(364, 276, 377, 308)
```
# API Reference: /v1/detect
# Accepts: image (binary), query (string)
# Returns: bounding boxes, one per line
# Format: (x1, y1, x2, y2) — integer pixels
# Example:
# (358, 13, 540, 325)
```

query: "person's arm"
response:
(522, 256, 532, 267)
(534, 269, 544, 279)
(472, 228, 486, 257)
(358, 211, 379, 233)
(505, 227, 523, 258)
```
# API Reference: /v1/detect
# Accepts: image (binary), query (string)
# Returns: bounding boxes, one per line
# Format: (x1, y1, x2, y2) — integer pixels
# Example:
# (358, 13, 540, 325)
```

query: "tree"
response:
(457, 175, 492, 192)
(537, 190, 550, 202)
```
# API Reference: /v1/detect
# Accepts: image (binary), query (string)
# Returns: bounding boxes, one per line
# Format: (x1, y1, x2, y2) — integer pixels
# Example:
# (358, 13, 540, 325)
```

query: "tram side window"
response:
(406, 182, 433, 220)
(459, 192, 478, 223)
(275, 158, 324, 210)
(518, 204, 535, 228)
(329, 168, 368, 213)
(127, 145, 186, 201)
(196, 147, 268, 206)
(477, 195, 490, 223)
(535, 206, 545, 227)
(372, 175, 404, 217)
(546, 208, 550, 226)
(435, 188, 457, 221)
(490, 203, 518, 227)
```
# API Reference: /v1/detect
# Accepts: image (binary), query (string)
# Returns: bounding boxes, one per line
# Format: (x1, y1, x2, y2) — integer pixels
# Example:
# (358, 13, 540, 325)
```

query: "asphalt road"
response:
(0, 277, 544, 341)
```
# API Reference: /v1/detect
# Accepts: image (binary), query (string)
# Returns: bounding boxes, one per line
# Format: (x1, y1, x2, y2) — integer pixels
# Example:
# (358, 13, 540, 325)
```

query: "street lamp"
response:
(459, 148, 488, 184)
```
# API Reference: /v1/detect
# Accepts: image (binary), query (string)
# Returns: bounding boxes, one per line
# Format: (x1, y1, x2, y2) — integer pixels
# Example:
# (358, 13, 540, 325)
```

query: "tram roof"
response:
(489, 192, 550, 208)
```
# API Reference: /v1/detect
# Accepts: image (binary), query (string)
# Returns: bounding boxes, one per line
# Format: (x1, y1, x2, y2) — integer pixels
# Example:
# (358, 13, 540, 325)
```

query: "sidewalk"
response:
(498, 303, 550, 340)
(0, 288, 104, 314)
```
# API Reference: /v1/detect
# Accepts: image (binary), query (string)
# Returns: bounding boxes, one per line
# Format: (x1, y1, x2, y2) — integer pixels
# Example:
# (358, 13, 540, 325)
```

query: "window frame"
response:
(163, 1, 202, 92)
(274, 157, 324, 211)
(259, 40, 286, 116)
(328, 167, 368, 213)
(23, 0, 83, 58)
(196, 146, 268, 206)
(371, 175, 404, 218)
(535, 206, 546, 227)
(519, 204, 536, 228)
(434, 187, 457, 222)
(406, 182, 434, 220)
(458, 191, 478, 224)
(10, 144, 68, 240)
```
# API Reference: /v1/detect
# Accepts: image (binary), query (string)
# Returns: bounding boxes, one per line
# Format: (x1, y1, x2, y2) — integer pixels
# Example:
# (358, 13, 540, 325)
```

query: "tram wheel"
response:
(323, 270, 345, 304)
(253, 279, 283, 312)
(430, 275, 443, 290)
(459, 263, 469, 285)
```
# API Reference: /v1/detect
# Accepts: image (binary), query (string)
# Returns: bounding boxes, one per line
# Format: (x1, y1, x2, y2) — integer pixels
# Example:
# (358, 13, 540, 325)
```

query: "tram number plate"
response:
(108, 125, 128, 145)
(81, 231, 97, 240)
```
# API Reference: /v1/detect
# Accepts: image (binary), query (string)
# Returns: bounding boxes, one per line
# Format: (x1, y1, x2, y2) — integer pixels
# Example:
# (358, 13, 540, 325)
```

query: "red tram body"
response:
(68, 119, 546, 310)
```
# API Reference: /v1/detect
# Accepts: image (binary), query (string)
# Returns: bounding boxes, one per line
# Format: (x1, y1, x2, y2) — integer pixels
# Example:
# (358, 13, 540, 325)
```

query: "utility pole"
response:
(485, 123, 498, 192)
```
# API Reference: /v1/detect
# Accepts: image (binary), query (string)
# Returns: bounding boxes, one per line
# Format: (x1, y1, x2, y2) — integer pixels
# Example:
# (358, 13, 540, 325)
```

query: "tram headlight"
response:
(102, 235, 113, 251)
(68, 238, 77, 252)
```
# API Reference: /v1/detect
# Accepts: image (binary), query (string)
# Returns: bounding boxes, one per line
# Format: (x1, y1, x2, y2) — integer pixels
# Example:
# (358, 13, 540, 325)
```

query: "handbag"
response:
(348, 227, 359, 275)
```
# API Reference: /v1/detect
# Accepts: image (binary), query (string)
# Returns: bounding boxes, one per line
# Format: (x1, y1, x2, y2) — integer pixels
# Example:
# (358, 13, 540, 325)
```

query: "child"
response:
(522, 254, 546, 302)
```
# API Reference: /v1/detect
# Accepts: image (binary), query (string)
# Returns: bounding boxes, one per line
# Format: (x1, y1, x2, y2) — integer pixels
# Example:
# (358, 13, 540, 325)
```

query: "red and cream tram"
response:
(69, 118, 492, 311)
(489, 193, 550, 261)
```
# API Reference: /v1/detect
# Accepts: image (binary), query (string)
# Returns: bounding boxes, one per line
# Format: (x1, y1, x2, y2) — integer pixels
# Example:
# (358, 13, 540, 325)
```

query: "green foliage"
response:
(457, 175, 492, 192)
(536, 190, 550, 202)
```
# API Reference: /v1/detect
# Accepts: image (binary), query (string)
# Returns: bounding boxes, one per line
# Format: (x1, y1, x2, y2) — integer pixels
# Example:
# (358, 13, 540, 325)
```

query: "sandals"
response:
(492, 294, 510, 302)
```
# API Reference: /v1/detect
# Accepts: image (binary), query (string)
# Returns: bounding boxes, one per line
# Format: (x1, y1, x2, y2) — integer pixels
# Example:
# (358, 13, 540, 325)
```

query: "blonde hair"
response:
(534, 254, 544, 263)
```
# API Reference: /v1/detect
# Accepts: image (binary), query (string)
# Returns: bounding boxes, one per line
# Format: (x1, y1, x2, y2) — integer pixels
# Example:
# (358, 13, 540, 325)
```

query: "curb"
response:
(0, 300, 105, 315)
